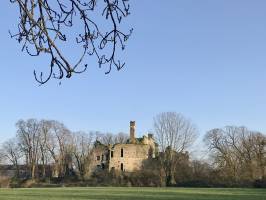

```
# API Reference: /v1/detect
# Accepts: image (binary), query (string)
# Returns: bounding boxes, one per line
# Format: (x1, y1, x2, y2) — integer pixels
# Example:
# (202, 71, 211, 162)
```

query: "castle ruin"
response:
(91, 121, 157, 173)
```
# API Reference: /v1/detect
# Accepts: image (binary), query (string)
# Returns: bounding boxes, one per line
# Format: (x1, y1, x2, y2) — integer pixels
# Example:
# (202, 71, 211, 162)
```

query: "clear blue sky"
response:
(1, 0, 266, 143)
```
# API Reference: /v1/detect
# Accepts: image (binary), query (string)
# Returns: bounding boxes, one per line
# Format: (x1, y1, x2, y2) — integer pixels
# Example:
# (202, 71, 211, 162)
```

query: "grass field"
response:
(0, 187, 265, 200)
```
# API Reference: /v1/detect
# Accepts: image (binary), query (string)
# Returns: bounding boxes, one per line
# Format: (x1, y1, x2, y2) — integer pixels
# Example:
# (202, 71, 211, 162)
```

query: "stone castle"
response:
(91, 121, 157, 172)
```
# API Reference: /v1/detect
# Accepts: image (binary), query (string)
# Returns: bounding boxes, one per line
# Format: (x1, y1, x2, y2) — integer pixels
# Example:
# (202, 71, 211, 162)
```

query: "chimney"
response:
(130, 121, 136, 144)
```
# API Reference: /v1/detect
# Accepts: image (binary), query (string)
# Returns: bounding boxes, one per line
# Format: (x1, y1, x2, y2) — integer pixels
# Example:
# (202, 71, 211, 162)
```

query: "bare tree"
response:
(153, 112, 198, 186)
(252, 132, 266, 179)
(48, 120, 72, 177)
(39, 120, 54, 178)
(0, 138, 21, 178)
(37, 120, 70, 178)
(204, 127, 240, 182)
(9, 0, 132, 84)
(114, 132, 129, 144)
(16, 119, 40, 179)
(72, 131, 94, 179)
(39, 120, 81, 178)
(95, 131, 129, 145)
(204, 126, 266, 183)
(16, 119, 73, 179)
(39, 120, 61, 177)
(98, 132, 115, 145)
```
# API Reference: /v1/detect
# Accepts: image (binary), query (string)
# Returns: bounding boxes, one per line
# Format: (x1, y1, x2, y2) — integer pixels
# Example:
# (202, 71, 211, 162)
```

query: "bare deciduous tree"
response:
(114, 132, 129, 144)
(96, 131, 129, 145)
(97, 132, 115, 145)
(40, 120, 61, 177)
(9, 0, 132, 84)
(49, 120, 73, 177)
(16, 119, 40, 179)
(72, 131, 94, 179)
(204, 126, 266, 183)
(154, 112, 198, 186)
(0, 138, 21, 178)
(39, 120, 54, 178)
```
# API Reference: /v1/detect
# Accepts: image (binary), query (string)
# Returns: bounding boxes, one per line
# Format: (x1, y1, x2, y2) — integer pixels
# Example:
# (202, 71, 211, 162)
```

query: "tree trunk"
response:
(31, 164, 36, 179)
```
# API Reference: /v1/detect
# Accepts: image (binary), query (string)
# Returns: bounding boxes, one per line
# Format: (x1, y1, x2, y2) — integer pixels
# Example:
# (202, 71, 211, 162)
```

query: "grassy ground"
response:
(0, 187, 265, 200)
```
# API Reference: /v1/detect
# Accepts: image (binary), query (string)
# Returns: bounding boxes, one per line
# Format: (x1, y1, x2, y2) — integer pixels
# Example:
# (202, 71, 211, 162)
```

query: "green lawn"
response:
(0, 187, 265, 200)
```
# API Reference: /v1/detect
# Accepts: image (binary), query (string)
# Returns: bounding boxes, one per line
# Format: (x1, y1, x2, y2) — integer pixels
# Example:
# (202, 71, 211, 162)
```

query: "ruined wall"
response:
(108, 143, 151, 172)
(89, 145, 109, 174)
(89, 121, 157, 174)
(142, 136, 156, 158)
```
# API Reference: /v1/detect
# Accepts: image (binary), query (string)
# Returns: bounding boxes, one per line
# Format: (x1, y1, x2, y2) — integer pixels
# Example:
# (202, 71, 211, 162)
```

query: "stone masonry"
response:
(91, 121, 157, 173)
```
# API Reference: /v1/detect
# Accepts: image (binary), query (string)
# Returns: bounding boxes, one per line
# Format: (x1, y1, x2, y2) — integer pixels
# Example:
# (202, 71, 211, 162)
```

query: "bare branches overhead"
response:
(9, 0, 132, 84)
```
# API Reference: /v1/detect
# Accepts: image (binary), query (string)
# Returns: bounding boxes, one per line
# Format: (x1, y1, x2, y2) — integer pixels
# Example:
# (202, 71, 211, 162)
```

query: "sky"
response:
(0, 0, 266, 146)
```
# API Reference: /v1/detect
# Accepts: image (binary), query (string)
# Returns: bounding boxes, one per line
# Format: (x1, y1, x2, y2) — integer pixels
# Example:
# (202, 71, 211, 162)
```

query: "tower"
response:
(130, 121, 136, 144)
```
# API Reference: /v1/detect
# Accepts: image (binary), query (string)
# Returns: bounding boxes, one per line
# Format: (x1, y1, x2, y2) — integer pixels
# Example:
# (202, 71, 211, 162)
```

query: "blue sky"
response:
(1, 0, 266, 144)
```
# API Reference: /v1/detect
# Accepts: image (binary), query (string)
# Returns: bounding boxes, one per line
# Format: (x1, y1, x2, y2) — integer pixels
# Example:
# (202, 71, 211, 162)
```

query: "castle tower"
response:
(130, 121, 136, 144)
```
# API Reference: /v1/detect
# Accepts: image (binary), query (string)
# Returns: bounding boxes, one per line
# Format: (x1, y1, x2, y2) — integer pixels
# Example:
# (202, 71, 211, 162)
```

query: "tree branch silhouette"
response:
(9, 0, 132, 84)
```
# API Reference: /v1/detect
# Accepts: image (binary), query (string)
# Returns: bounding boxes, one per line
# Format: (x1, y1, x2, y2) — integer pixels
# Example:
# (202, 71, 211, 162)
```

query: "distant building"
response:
(91, 121, 158, 173)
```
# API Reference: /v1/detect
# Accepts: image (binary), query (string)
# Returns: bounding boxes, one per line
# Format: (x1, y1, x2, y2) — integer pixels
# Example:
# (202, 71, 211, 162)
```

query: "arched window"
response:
(121, 163, 124, 171)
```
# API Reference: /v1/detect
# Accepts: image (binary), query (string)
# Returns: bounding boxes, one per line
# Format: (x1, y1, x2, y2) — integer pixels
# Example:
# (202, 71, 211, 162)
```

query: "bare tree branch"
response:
(9, 0, 132, 84)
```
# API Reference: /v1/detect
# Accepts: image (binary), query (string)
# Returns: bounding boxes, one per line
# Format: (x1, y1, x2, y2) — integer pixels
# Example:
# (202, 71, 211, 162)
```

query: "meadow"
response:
(0, 187, 265, 200)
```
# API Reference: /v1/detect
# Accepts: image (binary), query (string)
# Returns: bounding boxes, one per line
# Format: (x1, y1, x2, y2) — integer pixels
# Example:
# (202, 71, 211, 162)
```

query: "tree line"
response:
(0, 112, 265, 188)
(0, 119, 128, 181)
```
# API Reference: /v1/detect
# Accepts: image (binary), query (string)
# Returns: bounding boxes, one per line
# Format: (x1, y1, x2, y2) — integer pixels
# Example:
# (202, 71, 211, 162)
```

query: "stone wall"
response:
(89, 144, 109, 174)
(109, 143, 151, 172)
(89, 121, 157, 173)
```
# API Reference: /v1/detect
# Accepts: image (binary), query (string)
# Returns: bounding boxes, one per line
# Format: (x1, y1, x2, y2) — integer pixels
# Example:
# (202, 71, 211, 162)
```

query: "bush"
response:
(254, 179, 266, 188)
(0, 177, 11, 188)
